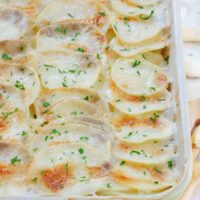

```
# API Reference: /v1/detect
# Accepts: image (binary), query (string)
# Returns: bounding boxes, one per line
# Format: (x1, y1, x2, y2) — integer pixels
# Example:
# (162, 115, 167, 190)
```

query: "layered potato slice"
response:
(0, 8, 29, 41)
(28, 142, 111, 195)
(110, 33, 169, 58)
(0, 40, 32, 64)
(98, 163, 175, 195)
(114, 117, 175, 144)
(111, 57, 169, 97)
(36, 51, 101, 89)
(110, 0, 158, 18)
(36, 21, 106, 53)
(108, 87, 171, 116)
(36, 0, 110, 33)
(0, 141, 32, 196)
(33, 88, 107, 117)
(0, 100, 29, 142)
(0, 63, 40, 110)
(108, 57, 170, 116)
(111, 3, 168, 44)
(113, 139, 175, 165)
(28, 121, 112, 156)
(126, 0, 161, 7)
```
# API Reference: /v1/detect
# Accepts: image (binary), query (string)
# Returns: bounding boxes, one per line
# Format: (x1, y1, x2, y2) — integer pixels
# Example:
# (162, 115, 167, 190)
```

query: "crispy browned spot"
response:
(88, 162, 111, 178)
(112, 115, 159, 129)
(41, 164, 73, 192)
(0, 118, 7, 131)
(0, 164, 13, 176)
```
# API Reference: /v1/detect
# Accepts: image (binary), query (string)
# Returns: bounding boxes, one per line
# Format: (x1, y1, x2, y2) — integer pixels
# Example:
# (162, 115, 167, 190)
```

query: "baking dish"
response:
(0, 0, 192, 199)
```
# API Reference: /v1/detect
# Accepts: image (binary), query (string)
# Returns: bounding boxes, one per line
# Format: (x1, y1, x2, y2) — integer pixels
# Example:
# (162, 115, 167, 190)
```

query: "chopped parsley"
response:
(98, 12, 106, 16)
(2, 108, 18, 119)
(68, 13, 74, 18)
(78, 148, 84, 154)
(164, 56, 169, 64)
(80, 136, 89, 142)
(140, 10, 154, 20)
(51, 129, 61, 136)
(120, 160, 126, 166)
(130, 150, 141, 155)
(96, 53, 101, 60)
(132, 60, 141, 68)
(43, 102, 50, 108)
(115, 99, 121, 102)
(1, 53, 12, 60)
(150, 87, 156, 92)
(64, 163, 68, 172)
(21, 131, 28, 137)
(167, 159, 174, 169)
(10, 156, 21, 165)
(31, 177, 38, 183)
(76, 47, 85, 52)
(15, 80, 25, 90)
(124, 132, 133, 139)
(55, 27, 67, 34)
(83, 96, 89, 101)
(150, 112, 160, 122)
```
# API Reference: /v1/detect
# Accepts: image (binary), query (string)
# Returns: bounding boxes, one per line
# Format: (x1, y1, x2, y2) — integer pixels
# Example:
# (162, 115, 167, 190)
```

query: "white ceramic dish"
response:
(0, 0, 192, 199)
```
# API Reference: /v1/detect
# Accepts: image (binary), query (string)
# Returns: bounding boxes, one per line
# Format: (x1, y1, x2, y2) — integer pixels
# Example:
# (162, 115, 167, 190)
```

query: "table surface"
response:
(180, 0, 200, 199)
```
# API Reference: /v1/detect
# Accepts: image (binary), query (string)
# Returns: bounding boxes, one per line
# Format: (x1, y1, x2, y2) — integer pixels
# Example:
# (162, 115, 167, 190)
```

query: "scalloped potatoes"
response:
(0, 0, 179, 198)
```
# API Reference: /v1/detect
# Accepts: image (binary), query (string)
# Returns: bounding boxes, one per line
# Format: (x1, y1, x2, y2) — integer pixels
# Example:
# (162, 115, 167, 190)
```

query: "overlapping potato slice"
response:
(28, 142, 111, 194)
(110, 0, 157, 17)
(113, 139, 175, 165)
(126, 0, 161, 6)
(50, 99, 103, 120)
(34, 88, 107, 116)
(0, 63, 40, 110)
(112, 4, 168, 44)
(110, 33, 169, 58)
(28, 121, 111, 156)
(36, 0, 110, 33)
(0, 100, 30, 141)
(36, 51, 101, 89)
(108, 85, 171, 116)
(99, 161, 175, 195)
(114, 118, 175, 144)
(0, 40, 31, 64)
(0, 141, 32, 195)
(36, 21, 106, 53)
(111, 57, 169, 97)
(0, 8, 29, 41)
(98, 167, 174, 195)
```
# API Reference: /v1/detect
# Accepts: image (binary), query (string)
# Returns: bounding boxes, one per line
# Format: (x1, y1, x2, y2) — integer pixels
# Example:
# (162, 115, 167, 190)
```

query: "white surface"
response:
(180, 0, 200, 101)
